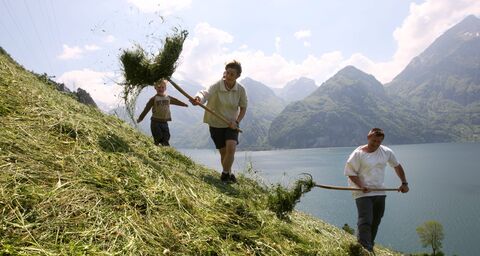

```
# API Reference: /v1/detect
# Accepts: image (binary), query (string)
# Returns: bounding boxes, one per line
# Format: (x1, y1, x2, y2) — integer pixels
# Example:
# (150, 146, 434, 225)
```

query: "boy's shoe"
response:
(220, 172, 230, 183)
(229, 173, 237, 183)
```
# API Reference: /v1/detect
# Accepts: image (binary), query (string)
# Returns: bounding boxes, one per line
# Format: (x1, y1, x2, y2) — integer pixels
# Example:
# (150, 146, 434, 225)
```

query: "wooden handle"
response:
(314, 184, 398, 191)
(167, 79, 242, 133)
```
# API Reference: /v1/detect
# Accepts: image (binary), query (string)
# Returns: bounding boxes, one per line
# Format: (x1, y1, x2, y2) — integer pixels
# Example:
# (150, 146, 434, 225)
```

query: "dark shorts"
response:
(209, 126, 239, 149)
(150, 120, 170, 146)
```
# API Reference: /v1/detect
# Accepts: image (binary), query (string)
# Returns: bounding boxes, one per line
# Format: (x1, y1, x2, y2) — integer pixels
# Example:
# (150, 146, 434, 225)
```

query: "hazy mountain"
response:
(387, 15, 480, 106)
(267, 66, 435, 148)
(386, 15, 480, 141)
(240, 77, 287, 149)
(277, 77, 318, 102)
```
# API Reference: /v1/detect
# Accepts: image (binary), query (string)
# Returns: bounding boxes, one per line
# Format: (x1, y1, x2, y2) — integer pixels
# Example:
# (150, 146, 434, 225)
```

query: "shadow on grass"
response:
(200, 173, 242, 196)
(98, 132, 131, 153)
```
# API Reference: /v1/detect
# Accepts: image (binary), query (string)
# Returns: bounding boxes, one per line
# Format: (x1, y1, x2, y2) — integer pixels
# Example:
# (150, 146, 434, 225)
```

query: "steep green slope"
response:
(0, 48, 400, 255)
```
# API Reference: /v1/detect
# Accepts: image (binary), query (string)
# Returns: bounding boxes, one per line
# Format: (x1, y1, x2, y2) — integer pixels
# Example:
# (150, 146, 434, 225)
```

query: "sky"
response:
(1, 0, 480, 110)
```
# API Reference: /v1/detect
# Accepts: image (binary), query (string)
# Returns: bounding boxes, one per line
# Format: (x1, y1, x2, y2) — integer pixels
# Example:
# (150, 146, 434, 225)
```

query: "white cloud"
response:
(58, 44, 83, 60)
(175, 23, 344, 88)
(84, 44, 101, 51)
(104, 35, 116, 43)
(275, 36, 281, 52)
(294, 30, 312, 39)
(371, 0, 480, 83)
(127, 0, 191, 15)
(56, 69, 123, 111)
(168, 2, 480, 89)
(57, 43, 105, 60)
(174, 22, 234, 83)
(303, 41, 311, 47)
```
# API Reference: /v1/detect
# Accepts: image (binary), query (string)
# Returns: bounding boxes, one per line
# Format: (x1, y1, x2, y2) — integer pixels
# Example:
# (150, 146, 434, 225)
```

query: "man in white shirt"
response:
(344, 128, 409, 253)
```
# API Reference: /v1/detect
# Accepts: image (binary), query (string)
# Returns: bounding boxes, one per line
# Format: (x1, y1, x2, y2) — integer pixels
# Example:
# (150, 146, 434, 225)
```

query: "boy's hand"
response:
(228, 121, 238, 130)
(190, 96, 201, 106)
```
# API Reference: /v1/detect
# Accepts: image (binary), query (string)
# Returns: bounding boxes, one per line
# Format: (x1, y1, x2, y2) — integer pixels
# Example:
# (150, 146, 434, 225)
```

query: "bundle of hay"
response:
(267, 174, 315, 219)
(119, 29, 188, 121)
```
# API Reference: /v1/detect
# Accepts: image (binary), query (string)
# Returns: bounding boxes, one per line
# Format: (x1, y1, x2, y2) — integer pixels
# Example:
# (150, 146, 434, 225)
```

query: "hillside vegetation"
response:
(0, 48, 400, 255)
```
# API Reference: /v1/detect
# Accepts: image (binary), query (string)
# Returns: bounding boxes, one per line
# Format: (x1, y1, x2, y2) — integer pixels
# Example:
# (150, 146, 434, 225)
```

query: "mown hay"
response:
(119, 29, 188, 121)
(267, 174, 315, 219)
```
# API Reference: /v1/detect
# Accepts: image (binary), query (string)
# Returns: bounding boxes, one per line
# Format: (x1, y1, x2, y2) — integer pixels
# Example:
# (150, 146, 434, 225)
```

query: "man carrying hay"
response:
(191, 60, 248, 183)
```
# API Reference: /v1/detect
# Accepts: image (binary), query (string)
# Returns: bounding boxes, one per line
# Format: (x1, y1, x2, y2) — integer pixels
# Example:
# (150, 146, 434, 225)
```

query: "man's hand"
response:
(190, 96, 201, 106)
(360, 186, 371, 193)
(398, 183, 409, 193)
(136, 118, 142, 123)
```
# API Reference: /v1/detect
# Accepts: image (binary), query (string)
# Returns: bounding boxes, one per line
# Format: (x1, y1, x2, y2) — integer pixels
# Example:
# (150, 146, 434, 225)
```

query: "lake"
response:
(179, 142, 480, 255)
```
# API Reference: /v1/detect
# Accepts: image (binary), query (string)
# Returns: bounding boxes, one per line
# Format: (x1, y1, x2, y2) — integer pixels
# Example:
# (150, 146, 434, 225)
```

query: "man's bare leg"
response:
(222, 140, 236, 174)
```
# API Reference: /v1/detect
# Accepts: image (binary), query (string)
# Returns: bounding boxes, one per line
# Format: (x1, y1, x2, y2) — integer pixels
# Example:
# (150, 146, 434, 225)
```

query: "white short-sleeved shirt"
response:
(344, 145, 399, 199)
(195, 79, 248, 128)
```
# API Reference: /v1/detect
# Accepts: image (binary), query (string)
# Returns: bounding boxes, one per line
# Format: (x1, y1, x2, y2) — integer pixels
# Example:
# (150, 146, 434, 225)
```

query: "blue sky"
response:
(1, 0, 479, 110)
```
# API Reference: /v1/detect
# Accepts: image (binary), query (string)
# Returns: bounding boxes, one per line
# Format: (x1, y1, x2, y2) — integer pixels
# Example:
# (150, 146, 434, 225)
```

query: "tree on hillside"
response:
(416, 220, 444, 256)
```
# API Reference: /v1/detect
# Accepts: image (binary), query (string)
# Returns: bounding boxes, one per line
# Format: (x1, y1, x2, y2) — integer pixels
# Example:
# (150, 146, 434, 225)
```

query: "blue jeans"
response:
(150, 120, 170, 146)
(355, 196, 386, 251)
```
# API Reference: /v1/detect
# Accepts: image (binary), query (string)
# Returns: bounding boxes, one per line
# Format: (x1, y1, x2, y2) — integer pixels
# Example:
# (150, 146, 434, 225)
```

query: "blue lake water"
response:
(179, 142, 480, 255)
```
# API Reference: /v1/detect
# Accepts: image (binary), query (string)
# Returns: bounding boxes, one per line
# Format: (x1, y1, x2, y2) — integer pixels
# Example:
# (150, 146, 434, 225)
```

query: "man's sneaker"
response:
(220, 172, 229, 182)
(229, 173, 237, 183)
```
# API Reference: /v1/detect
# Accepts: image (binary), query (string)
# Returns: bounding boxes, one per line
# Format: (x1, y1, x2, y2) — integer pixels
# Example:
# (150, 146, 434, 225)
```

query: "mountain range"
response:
(115, 15, 480, 149)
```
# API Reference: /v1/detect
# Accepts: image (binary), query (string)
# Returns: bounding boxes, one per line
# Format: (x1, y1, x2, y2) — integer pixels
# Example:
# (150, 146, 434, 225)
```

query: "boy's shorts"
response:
(209, 126, 239, 149)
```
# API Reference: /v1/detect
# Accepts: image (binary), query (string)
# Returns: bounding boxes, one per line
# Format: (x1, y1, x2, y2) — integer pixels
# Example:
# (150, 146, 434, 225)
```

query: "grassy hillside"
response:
(0, 48, 400, 255)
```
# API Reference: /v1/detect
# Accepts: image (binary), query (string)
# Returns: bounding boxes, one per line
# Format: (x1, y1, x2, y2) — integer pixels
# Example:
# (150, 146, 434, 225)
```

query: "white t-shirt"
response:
(344, 145, 399, 199)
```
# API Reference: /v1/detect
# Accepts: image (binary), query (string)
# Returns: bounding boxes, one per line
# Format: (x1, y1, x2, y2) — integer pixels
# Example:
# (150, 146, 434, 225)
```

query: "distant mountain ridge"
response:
(277, 77, 318, 102)
(387, 14, 480, 106)
(268, 15, 480, 148)
(268, 66, 433, 148)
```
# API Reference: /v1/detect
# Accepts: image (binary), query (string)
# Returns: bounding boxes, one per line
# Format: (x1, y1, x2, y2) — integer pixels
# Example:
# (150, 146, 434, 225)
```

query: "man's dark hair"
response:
(368, 128, 385, 138)
(225, 60, 242, 76)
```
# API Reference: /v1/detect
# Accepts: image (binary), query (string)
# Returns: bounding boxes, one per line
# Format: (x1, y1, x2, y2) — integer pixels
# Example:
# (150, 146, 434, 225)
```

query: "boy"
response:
(137, 79, 188, 146)
(190, 60, 248, 183)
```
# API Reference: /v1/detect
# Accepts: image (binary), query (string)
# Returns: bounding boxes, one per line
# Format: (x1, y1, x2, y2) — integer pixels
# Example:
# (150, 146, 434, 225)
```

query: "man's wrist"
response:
(402, 182, 408, 185)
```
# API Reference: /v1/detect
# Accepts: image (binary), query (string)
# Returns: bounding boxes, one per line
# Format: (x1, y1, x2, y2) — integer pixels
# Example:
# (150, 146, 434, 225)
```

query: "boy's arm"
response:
(137, 97, 154, 122)
(169, 96, 188, 107)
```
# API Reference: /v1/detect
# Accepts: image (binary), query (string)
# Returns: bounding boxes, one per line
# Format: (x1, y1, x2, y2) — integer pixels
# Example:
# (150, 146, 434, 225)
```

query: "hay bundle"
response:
(267, 174, 315, 219)
(119, 29, 188, 121)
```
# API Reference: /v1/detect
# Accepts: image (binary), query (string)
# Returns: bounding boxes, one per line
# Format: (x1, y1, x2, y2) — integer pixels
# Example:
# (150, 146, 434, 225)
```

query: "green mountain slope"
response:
(240, 78, 287, 149)
(386, 15, 480, 141)
(0, 49, 401, 255)
(268, 66, 431, 148)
